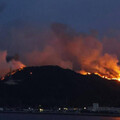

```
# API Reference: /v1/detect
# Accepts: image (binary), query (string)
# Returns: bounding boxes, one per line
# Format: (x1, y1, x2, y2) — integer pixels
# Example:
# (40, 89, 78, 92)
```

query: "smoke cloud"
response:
(0, 51, 25, 76)
(24, 23, 120, 79)
(1, 22, 120, 79)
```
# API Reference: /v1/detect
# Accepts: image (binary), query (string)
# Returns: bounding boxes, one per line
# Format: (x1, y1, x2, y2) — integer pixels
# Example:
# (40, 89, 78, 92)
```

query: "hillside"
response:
(0, 65, 120, 107)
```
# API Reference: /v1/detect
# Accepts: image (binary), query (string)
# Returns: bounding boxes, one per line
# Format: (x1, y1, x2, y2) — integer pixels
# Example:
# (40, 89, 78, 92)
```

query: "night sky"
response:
(0, 0, 120, 53)
(0, 0, 120, 32)
(0, 0, 120, 75)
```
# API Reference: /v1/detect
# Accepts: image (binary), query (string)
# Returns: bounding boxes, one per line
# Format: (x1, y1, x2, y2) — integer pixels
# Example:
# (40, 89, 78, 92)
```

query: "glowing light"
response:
(30, 72, 32, 75)
(87, 72, 91, 75)
(58, 108, 61, 110)
(63, 108, 68, 110)
(39, 108, 43, 112)
(79, 70, 120, 82)
(117, 78, 120, 82)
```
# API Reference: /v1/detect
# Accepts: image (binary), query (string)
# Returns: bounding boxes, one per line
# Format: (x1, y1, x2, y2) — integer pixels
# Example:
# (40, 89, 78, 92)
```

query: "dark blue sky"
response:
(0, 0, 120, 56)
(0, 0, 120, 32)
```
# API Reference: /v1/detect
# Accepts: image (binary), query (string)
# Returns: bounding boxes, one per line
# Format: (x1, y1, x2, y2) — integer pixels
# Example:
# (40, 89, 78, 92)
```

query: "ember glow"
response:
(0, 66, 25, 81)
(79, 70, 120, 81)
(78, 55, 120, 81)
(11, 66, 25, 75)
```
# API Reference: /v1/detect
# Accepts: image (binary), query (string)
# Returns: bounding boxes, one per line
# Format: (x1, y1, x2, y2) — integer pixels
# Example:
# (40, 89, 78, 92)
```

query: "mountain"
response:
(0, 65, 120, 108)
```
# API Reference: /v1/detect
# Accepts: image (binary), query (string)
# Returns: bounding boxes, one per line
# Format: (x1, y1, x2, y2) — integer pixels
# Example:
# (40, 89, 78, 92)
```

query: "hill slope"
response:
(0, 65, 120, 107)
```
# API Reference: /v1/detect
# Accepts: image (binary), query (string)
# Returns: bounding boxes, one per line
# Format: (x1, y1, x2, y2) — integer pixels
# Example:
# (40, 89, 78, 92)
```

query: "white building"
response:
(87, 103, 120, 113)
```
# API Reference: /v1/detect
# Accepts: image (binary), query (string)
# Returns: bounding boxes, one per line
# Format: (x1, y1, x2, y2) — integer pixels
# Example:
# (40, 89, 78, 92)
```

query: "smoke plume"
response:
(0, 51, 25, 76)
(24, 23, 120, 79)
(1, 22, 120, 79)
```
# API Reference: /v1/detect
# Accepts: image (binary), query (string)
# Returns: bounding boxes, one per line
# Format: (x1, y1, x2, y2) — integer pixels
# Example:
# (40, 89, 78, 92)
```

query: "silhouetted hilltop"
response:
(0, 65, 120, 107)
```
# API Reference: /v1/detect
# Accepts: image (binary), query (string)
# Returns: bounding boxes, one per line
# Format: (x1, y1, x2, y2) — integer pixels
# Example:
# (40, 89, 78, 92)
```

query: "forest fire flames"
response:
(79, 70, 120, 81)
(0, 66, 25, 81)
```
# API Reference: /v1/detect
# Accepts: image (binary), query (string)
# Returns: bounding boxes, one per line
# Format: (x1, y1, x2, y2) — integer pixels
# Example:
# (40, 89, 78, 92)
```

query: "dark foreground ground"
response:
(1, 111, 120, 117)
(0, 113, 120, 120)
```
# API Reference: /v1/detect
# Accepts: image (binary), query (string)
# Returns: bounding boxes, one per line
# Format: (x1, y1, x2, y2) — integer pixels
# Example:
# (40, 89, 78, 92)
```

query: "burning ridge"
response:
(0, 23, 120, 81)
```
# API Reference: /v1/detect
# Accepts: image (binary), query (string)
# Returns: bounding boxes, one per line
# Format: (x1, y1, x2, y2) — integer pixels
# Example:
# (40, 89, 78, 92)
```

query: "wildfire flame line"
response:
(79, 70, 120, 81)
(0, 66, 25, 81)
